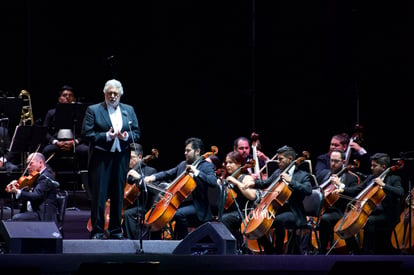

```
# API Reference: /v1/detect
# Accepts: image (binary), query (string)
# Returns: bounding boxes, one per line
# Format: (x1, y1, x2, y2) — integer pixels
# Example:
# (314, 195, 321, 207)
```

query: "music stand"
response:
(54, 103, 88, 210)
(9, 125, 47, 155)
(0, 97, 23, 133)
(0, 97, 23, 161)
(54, 103, 88, 136)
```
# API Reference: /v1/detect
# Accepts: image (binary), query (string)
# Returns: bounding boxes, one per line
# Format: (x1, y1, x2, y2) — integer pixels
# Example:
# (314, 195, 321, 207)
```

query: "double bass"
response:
(251, 132, 262, 179)
(86, 148, 159, 232)
(335, 160, 404, 239)
(144, 146, 218, 232)
(242, 151, 309, 240)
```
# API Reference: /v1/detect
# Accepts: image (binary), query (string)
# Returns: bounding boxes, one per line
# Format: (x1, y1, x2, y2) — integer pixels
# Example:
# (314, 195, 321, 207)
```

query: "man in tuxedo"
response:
(82, 79, 141, 240)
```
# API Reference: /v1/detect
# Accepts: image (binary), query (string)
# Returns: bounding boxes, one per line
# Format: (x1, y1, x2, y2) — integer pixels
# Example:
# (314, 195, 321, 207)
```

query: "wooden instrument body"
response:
(243, 180, 292, 240)
(335, 184, 386, 239)
(144, 174, 196, 232)
(391, 187, 414, 253)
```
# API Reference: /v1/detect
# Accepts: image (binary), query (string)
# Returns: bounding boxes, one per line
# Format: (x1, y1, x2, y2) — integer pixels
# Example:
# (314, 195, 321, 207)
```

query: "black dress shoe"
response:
(91, 233, 104, 239)
(110, 233, 126, 240)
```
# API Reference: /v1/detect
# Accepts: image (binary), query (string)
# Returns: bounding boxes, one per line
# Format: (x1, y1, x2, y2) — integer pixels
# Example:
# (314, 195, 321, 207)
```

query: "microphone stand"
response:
(125, 115, 146, 254)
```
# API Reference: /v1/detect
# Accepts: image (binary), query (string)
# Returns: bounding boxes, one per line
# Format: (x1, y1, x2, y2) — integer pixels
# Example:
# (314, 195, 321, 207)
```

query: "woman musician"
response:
(243, 145, 313, 254)
(333, 153, 404, 254)
(218, 151, 260, 250)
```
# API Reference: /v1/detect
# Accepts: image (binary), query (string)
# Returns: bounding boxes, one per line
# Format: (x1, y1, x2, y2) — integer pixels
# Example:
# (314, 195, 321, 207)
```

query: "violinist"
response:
(5, 152, 58, 222)
(244, 145, 313, 254)
(333, 153, 404, 254)
(143, 137, 218, 240)
(122, 143, 159, 240)
(219, 151, 259, 242)
(317, 149, 359, 254)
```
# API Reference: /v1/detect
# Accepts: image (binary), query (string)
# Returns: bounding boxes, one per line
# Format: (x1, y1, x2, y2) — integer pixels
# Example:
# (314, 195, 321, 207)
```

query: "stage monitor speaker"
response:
(172, 221, 237, 255)
(0, 221, 63, 253)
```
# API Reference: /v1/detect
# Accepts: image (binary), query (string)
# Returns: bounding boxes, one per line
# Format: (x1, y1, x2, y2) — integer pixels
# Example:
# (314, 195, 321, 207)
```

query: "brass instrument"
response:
(18, 90, 34, 126)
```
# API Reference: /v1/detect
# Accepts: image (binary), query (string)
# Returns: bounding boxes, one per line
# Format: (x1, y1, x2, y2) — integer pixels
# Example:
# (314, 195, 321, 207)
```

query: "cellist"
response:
(122, 143, 159, 240)
(333, 153, 404, 254)
(243, 145, 313, 254)
(219, 151, 260, 246)
(317, 149, 359, 254)
(143, 137, 218, 240)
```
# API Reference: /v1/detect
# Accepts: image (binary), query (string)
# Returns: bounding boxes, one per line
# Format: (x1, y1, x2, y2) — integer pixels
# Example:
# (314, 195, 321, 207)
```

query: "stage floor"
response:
(0, 191, 413, 275)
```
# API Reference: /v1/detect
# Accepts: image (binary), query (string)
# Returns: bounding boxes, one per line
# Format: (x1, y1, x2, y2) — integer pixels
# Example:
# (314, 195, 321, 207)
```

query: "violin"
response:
(18, 171, 40, 190)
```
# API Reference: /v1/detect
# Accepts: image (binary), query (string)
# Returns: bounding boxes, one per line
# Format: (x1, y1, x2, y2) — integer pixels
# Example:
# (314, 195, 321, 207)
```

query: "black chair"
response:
(285, 186, 324, 255)
(56, 190, 69, 236)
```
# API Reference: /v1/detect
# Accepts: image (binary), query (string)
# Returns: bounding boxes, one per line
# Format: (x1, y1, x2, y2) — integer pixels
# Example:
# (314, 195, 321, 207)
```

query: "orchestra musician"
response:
(143, 137, 218, 240)
(244, 145, 313, 254)
(122, 143, 160, 240)
(333, 153, 404, 254)
(218, 151, 260, 248)
(317, 149, 360, 254)
(5, 152, 58, 222)
(233, 136, 269, 180)
(315, 132, 370, 181)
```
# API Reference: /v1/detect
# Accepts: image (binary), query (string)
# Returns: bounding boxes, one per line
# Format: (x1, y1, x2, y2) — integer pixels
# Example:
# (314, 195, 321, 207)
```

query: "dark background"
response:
(1, 1, 413, 185)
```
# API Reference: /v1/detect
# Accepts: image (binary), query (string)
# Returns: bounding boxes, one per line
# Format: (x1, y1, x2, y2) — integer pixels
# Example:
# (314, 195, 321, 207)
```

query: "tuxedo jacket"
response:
(81, 102, 140, 153)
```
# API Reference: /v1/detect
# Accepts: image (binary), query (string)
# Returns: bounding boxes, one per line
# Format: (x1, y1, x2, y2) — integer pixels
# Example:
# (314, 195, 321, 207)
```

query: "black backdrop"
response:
(1, 1, 413, 186)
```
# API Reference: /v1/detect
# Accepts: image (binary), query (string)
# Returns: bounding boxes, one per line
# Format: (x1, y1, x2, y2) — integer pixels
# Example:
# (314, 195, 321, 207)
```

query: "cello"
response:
(86, 148, 160, 232)
(320, 159, 360, 215)
(391, 186, 414, 253)
(219, 159, 256, 210)
(242, 151, 309, 240)
(334, 159, 404, 239)
(144, 146, 218, 232)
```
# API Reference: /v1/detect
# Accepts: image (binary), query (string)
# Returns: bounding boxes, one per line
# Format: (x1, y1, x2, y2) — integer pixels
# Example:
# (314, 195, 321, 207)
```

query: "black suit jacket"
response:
(19, 168, 58, 222)
(81, 102, 140, 152)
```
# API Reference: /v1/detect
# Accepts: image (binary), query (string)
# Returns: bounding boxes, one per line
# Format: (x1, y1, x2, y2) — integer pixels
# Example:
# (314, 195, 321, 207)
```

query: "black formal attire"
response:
(315, 151, 371, 181)
(42, 105, 89, 170)
(122, 162, 159, 240)
(254, 167, 313, 254)
(340, 173, 404, 254)
(12, 167, 58, 223)
(221, 174, 260, 247)
(82, 102, 140, 239)
(317, 170, 359, 254)
(147, 159, 217, 240)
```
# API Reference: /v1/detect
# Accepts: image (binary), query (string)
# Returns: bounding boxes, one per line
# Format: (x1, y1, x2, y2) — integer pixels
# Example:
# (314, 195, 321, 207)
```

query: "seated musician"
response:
(143, 137, 218, 240)
(218, 151, 260, 249)
(244, 145, 313, 254)
(317, 149, 359, 254)
(233, 136, 269, 180)
(122, 143, 160, 240)
(5, 152, 58, 222)
(333, 153, 404, 254)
